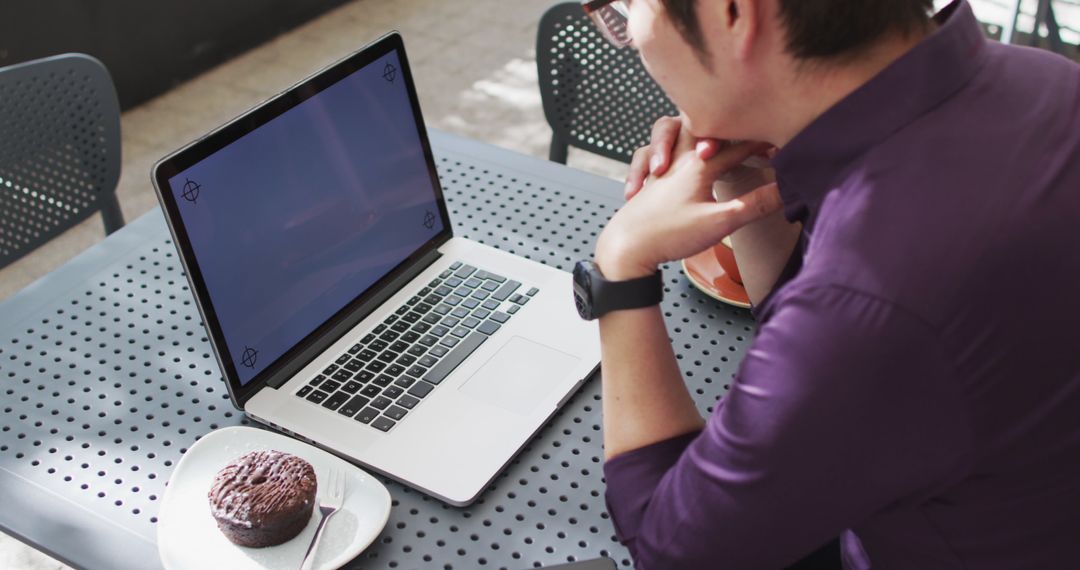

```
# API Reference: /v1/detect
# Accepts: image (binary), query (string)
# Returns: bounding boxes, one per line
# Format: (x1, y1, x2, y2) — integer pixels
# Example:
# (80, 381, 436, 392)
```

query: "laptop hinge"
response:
(263, 246, 445, 390)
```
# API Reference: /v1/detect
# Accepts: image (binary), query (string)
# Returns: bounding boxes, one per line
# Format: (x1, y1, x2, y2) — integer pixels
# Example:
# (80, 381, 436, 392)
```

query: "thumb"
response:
(712, 182, 784, 235)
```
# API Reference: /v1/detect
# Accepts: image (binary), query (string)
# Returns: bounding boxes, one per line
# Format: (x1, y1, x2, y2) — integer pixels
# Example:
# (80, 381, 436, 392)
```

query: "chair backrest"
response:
(536, 2, 678, 164)
(0, 53, 124, 269)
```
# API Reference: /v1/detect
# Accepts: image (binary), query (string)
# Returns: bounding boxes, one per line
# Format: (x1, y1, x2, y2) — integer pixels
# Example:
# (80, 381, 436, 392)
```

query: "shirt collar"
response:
(771, 0, 987, 224)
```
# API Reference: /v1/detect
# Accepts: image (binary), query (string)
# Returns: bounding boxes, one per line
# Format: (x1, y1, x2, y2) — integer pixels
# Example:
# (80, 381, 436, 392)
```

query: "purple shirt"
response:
(603, 2, 1080, 568)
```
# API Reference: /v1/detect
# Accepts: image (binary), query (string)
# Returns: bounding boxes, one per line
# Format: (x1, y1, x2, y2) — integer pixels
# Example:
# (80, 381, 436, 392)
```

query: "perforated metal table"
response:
(0, 130, 755, 570)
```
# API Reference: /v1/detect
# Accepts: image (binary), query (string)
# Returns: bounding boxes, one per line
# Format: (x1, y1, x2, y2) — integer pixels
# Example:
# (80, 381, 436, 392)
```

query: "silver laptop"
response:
(151, 32, 600, 505)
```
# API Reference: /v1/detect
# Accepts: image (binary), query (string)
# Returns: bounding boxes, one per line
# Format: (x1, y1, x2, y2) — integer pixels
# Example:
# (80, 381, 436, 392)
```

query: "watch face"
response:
(572, 261, 594, 320)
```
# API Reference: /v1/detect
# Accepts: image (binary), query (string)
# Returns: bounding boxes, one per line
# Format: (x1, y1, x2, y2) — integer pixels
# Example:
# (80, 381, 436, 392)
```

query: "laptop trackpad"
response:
(458, 336, 580, 415)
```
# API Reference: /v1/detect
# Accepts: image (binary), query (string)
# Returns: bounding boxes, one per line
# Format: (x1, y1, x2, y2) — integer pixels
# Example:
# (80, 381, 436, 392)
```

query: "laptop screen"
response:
(165, 49, 445, 386)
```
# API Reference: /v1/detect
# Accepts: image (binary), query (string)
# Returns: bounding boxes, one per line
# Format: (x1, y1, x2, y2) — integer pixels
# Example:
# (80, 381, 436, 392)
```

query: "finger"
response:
(712, 182, 784, 235)
(624, 146, 651, 200)
(648, 116, 682, 176)
(701, 140, 773, 179)
(695, 139, 722, 161)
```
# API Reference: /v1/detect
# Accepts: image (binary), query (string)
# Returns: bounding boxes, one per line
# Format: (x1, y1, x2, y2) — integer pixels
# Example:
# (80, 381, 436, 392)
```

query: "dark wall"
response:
(0, 0, 352, 110)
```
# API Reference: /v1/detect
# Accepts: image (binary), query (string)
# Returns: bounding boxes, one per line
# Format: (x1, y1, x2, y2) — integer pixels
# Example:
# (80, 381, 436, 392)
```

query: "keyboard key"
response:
(355, 370, 375, 383)
(322, 391, 349, 411)
(406, 365, 428, 378)
(371, 396, 393, 410)
(451, 326, 470, 338)
(431, 325, 450, 337)
(338, 395, 370, 417)
(419, 335, 438, 347)
(490, 311, 510, 323)
(454, 287, 471, 298)
(322, 380, 342, 392)
(306, 390, 329, 404)
(419, 287, 431, 296)
(373, 323, 387, 334)
(440, 336, 460, 348)
(439, 269, 453, 278)
(348, 344, 362, 354)
(361, 385, 381, 398)
(332, 370, 351, 382)
(462, 298, 480, 309)
(355, 407, 379, 424)
(371, 416, 396, 432)
(425, 332, 487, 385)
(357, 349, 377, 362)
(451, 307, 469, 319)
(444, 295, 463, 306)
(465, 278, 482, 289)
(344, 360, 363, 372)
(402, 331, 420, 343)
(508, 305, 520, 314)
(407, 344, 427, 357)
(516, 296, 529, 305)
(454, 264, 476, 278)
(481, 299, 499, 310)
(386, 364, 406, 377)
(481, 281, 500, 292)
(429, 278, 443, 287)
(367, 361, 387, 373)
(389, 340, 408, 353)
(462, 317, 481, 329)
(418, 355, 438, 368)
(310, 374, 327, 387)
(296, 385, 313, 397)
(397, 394, 420, 409)
(408, 381, 436, 398)
(442, 316, 461, 328)
(407, 295, 421, 306)
(383, 386, 404, 399)
(396, 354, 417, 366)
(509, 293, 522, 303)
(527, 287, 539, 296)
(369, 339, 388, 352)
(434, 304, 451, 315)
(402, 312, 421, 324)
(424, 294, 443, 306)
(450, 261, 462, 269)
(395, 305, 409, 315)
(445, 277, 463, 288)
(422, 313, 442, 325)
(492, 280, 521, 301)
(361, 333, 376, 344)
(415, 302, 433, 314)
(429, 345, 449, 357)
(378, 350, 398, 363)
(478, 321, 501, 335)
(473, 308, 491, 320)
(384, 314, 399, 324)
(435, 285, 453, 296)
(480, 270, 506, 283)
(379, 330, 400, 343)
(391, 321, 409, 333)
(470, 289, 489, 300)
(323, 364, 338, 375)
(342, 380, 362, 394)
(384, 405, 408, 421)
(372, 374, 393, 387)
(335, 354, 350, 365)
(394, 376, 416, 389)
(413, 322, 431, 334)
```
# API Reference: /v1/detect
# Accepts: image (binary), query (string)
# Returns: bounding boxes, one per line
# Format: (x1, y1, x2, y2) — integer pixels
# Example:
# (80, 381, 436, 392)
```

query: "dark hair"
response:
(660, 0, 934, 61)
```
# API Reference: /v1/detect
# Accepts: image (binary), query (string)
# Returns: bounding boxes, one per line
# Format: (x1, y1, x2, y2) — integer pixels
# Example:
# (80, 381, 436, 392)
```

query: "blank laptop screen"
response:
(166, 50, 444, 386)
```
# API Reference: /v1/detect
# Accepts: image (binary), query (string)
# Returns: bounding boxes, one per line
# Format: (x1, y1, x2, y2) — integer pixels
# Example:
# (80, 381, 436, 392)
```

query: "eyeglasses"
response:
(581, 0, 631, 47)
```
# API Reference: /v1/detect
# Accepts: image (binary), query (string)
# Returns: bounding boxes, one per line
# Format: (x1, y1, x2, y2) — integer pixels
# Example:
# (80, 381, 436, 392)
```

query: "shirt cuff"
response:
(603, 430, 702, 544)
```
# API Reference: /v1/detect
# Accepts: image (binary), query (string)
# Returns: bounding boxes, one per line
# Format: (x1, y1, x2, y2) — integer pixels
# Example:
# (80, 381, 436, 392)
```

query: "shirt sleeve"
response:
(603, 284, 973, 569)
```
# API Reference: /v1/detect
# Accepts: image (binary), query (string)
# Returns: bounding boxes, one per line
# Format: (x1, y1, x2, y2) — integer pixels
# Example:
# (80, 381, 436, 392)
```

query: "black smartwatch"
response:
(572, 260, 663, 320)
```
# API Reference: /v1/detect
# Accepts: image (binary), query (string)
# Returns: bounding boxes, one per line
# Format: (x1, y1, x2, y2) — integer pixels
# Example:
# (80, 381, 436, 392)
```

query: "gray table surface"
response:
(0, 129, 755, 569)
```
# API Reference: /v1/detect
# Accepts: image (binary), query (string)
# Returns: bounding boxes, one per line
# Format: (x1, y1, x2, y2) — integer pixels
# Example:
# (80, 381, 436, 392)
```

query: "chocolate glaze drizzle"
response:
(208, 450, 317, 528)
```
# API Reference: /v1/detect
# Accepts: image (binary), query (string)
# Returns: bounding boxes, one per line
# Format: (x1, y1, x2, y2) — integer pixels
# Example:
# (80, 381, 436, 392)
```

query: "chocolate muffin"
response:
(208, 450, 317, 548)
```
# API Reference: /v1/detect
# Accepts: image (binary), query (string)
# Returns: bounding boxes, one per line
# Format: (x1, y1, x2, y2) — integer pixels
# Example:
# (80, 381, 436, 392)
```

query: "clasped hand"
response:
(594, 117, 784, 280)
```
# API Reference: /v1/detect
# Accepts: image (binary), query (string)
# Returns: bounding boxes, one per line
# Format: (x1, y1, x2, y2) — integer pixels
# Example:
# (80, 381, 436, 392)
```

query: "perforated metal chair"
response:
(537, 2, 678, 165)
(0, 53, 125, 269)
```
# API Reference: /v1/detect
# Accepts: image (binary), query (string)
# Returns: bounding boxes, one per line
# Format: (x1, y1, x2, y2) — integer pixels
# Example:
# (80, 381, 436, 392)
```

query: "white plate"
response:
(157, 426, 391, 570)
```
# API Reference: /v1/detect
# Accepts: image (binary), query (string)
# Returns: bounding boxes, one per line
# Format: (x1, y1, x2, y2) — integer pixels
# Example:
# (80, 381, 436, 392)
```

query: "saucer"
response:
(157, 426, 391, 570)
(681, 248, 751, 309)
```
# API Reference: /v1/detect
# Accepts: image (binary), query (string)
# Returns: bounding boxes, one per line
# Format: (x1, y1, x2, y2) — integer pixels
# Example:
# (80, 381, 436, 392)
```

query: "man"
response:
(580, 0, 1080, 567)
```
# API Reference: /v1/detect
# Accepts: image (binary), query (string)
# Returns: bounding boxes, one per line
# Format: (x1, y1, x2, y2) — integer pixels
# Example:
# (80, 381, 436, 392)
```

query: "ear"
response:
(728, 0, 760, 60)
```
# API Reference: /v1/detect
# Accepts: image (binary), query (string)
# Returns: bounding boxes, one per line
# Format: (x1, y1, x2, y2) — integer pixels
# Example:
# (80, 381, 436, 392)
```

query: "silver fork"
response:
(300, 468, 346, 570)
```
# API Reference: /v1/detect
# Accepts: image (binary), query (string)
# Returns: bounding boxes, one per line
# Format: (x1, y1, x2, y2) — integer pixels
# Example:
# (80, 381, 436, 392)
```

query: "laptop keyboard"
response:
(293, 261, 539, 432)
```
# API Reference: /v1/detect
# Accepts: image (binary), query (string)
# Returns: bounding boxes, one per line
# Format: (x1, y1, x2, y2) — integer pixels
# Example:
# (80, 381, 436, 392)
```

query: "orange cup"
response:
(713, 235, 742, 285)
